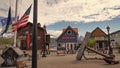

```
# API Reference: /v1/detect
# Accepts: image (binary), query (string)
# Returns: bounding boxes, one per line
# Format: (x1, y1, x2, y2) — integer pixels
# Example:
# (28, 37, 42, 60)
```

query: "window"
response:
(58, 43, 61, 47)
(67, 30, 72, 35)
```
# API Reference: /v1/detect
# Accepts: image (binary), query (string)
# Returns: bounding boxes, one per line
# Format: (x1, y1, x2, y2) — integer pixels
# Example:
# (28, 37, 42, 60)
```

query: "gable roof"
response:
(110, 30, 120, 35)
(18, 22, 45, 31)
(91, 27, 107, 37)
(17, 22, 46, 36)
(56, 26, 78, 41)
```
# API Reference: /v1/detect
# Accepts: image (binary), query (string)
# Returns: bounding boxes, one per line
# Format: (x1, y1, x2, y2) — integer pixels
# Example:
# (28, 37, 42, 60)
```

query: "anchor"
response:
(76, 32, 119, 64)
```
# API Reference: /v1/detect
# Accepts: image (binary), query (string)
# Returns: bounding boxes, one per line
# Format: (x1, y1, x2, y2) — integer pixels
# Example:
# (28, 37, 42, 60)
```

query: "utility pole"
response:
(32, 0, 37, 68)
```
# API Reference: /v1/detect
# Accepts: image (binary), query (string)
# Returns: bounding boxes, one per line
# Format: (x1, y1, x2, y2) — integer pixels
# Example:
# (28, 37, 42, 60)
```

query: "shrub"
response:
(0, 38, 14, 46)
(116, 46, 120, 49)
(88, 38, 96, 48)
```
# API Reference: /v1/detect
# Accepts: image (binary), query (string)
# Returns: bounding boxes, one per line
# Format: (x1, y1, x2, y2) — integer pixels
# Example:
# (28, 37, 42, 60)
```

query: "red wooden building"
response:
(17, 22, 50, 50)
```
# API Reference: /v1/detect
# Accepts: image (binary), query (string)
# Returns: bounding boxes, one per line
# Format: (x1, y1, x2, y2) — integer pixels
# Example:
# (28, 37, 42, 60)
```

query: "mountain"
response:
(78, 36, 84, 43)
(50, 38, 57, 46)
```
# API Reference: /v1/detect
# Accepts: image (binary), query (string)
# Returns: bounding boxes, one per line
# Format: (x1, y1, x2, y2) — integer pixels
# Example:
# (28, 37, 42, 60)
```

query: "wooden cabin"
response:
(91, 27, 108, 52)
(56, 26, 79, 54)
(17, 22, 50, 50)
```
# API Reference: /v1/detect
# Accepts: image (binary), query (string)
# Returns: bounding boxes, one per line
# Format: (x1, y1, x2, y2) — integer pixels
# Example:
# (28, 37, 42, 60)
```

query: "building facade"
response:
(17, 22, 50, 50)
(56, 26, 79, 54)
(110, 30, 120, 47)
(91, 27, 108, 52)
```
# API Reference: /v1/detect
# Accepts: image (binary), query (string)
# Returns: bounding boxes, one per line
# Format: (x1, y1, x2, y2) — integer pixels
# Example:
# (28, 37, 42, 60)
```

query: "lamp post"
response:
(106, 26, 113, 55)
(42, 25, 46, 57)
(42, 41, 46, 57)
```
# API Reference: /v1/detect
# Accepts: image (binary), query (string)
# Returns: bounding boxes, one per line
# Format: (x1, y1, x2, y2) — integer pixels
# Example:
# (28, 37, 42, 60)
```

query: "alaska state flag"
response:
(1, 16, 19, 32)
(1, 7, 11, 35)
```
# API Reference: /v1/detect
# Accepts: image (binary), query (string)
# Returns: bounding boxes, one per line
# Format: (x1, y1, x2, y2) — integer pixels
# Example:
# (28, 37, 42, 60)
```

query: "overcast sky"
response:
(0, 0, 120, 37)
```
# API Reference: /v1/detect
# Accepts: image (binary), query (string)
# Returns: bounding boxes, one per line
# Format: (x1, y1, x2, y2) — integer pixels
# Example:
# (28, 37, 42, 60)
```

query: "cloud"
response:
(0, 0, 120, 25)
(47, 30, 62, 38)
(37, 0, 120, 25)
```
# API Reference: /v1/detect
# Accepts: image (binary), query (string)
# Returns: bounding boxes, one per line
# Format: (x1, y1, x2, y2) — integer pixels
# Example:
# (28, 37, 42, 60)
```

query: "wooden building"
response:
(110, 30, 120, 47)
(91, 27, 108, 52)
(17, 22, 50, 50)
(56, 26, 79, 54)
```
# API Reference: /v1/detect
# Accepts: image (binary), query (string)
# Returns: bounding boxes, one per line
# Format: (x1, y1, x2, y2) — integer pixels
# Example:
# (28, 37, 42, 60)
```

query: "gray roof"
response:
(110, 30, 120, 35)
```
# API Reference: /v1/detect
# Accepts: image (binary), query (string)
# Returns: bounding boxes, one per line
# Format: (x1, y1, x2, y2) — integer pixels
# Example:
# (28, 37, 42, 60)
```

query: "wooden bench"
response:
(57, 50, 66, 55)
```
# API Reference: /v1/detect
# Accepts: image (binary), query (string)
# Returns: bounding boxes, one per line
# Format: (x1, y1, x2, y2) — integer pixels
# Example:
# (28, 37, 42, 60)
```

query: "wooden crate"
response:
(16, 61, 27, 68)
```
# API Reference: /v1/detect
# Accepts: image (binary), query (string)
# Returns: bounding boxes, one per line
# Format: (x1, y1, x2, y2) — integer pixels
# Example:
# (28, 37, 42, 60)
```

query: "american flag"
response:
(12, 5, 32, 32)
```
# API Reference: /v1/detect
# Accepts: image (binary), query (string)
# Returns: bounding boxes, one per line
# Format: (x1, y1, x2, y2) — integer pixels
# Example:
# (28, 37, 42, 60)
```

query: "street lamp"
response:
(106, 26, 113, 55)
(42, 42, 46, 57)
(42, 25, 47, 57)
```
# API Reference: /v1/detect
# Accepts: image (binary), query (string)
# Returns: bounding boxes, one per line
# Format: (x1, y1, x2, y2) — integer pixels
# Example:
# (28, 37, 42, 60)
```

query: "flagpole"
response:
(32, 0, 37, 68)
(14, 0, 18, 47)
